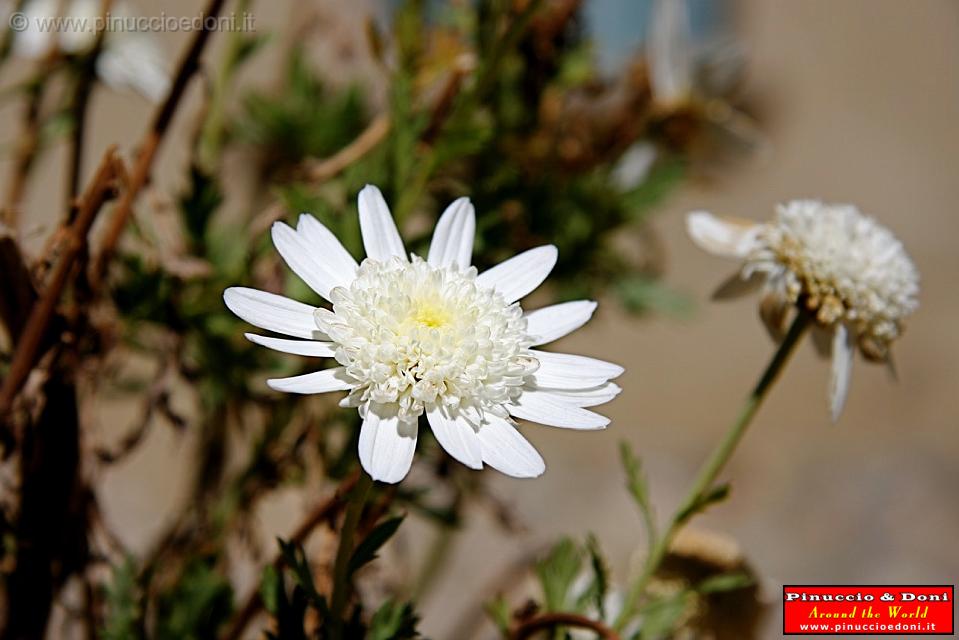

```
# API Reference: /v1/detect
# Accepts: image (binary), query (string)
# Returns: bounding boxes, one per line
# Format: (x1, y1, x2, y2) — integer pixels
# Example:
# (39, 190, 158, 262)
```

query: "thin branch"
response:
(301, 113, 391, 183)
(90, 0, 228, 283)
(511, 612, 621, 640)
(219, 470, 361, 640)
(0, 148, 120, 422)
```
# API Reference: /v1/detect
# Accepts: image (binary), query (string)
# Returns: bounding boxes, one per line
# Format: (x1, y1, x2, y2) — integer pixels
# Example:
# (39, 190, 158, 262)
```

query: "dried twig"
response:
(301, 113, 392, 183)
(91, 0, 228, 282)
(511, 612, 621, 640)
(220, 470, 361, 640)
(0, 149, 120, 421)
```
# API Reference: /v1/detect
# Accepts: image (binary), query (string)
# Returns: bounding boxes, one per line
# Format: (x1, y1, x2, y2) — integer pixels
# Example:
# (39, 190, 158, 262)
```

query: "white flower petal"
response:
(711, 270, 764, 300)
(358, 185, 406, 261)
(686, 211, 762, 259)
(267, 367, 354, 394)
(272, 221, 354, 300)
(508, 390, 609, 430)
(296, 214, 359, 282)
(427, 197, 475, 268)
(537, 382, 622, 408)
(244, 333, 336, 357)
(476, 245, 558, 303)
(359, 407, 418, 483)
(525, 300, 597, 346)
(223, 287, 325, 339)
(530, 350, 624, 388)
(476, 415, 545, 478)
(829, 324, 855, 422)
(426, 406, 482, 469)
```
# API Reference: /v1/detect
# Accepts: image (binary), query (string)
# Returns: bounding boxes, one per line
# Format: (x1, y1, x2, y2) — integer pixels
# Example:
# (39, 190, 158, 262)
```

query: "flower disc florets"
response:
(314, 256, 538, 424)
(745, 201, 919, 354)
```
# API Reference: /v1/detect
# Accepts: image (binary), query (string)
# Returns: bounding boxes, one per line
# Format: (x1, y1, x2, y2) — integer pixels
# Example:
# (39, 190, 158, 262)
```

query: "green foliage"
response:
(179, 164, 224, 253)
(101, 557, 142, 640)
(367, 599, 420, 640)
(154, 560, 233, 640)
(675, 483, 730, 525)
(638, 591, 692, 640)
(348, 515, 405, 576)
(582, 534, 610, 619)
(239, 47, 368, 170)
(620, 441, 658, 554)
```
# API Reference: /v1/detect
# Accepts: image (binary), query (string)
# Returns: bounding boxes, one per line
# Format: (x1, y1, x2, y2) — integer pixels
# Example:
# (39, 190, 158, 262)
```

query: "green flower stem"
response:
(329, 471, 374, 638)
(614, 311, 811, 630)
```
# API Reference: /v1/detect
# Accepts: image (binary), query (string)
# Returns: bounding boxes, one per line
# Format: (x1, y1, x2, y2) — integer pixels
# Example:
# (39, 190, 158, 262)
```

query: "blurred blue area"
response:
(583, 0, 728, 72)
(382, 0, 730, 74)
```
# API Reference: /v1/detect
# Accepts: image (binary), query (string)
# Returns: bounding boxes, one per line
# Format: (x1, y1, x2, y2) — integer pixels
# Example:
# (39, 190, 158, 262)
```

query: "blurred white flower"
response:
(646, 0, 766, 155)
(2, 0, 169, 101)
(225, 185, 623, 483)
(687, 201, 919, 420)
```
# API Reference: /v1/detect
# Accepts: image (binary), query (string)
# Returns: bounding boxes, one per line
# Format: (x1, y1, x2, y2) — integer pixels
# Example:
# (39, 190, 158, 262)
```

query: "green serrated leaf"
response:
(585, 534, 609, 620)
(348, 515, 405, 576)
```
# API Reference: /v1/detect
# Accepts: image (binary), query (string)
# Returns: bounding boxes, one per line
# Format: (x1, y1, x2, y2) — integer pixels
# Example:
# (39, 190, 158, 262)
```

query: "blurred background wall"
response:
(2, 0, 957, 637)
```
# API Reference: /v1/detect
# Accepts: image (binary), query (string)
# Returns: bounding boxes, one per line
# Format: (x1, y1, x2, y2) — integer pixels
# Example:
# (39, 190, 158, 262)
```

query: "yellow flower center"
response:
(411, 300, 451, 328)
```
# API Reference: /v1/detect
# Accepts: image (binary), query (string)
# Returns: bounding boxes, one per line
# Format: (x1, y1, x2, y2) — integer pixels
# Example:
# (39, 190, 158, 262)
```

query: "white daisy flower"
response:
(224, 186, 623, 483)
(3, 0, 170, 101)
(687, 201, 919, 421)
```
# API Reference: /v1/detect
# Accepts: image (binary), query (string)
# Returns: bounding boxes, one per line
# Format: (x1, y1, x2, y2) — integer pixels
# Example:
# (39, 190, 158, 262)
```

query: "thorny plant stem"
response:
(329, 471, 374, 639)
(614, 311, 811, 630)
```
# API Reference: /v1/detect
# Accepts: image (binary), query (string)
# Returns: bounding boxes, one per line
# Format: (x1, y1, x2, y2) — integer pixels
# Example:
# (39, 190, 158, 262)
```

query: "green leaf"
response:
(367, 599, 420, 640)
(639, 592, 691, 640)
(485, 595, 512, 636)
(620, 442, 657, 549)
(676, 483, 731, 525)
(155, 560, 233, 640)
(585, 534, 609, 619)
(348, 515, 405, 576)
(535, 538, 583, 612)
(276, 538, 327, 613)
(697, 571, 754, 594)
(260, 564, 281, 615)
